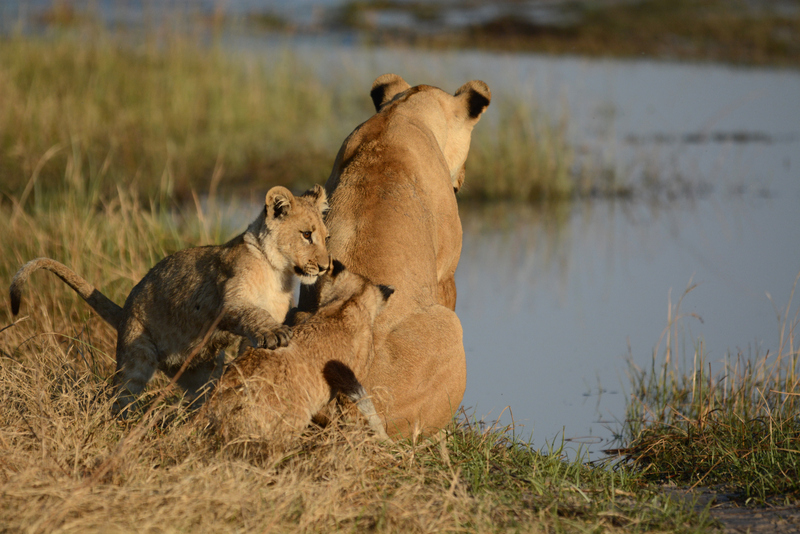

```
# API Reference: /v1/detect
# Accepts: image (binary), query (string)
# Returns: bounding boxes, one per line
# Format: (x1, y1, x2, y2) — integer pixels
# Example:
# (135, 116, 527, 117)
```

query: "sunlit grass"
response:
(614, 280, 800, 504)
(0, 189, 714, 533)
(0, 29, 362, 203)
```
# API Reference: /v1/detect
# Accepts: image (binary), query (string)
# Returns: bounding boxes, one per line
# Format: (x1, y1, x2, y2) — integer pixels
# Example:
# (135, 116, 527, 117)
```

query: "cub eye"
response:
(302, 231, 313, 242)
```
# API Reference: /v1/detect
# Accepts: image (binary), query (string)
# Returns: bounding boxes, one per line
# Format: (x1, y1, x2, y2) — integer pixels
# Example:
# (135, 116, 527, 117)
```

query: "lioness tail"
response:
(10, 258, 124, 329)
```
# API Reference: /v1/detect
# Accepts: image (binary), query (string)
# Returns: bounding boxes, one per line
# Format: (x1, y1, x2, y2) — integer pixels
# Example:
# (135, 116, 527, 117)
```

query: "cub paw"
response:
(256, 325, 293, 350)
(272, 325, 292, 347)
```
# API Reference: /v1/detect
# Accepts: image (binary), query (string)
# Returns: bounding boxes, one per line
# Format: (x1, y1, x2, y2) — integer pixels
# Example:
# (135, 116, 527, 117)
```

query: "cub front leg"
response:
(220, 305, 292, 350)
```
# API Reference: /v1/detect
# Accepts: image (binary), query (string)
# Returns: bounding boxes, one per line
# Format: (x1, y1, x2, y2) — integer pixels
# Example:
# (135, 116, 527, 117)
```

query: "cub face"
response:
(261, 185, 330, 285)
(369, 73, 491, 191)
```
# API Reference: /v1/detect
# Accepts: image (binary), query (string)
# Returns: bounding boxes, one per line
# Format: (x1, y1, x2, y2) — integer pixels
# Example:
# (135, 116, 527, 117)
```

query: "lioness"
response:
(302, 74, 491, 438)
(10, 185, 330, 414)
(198, 260, 393, 444)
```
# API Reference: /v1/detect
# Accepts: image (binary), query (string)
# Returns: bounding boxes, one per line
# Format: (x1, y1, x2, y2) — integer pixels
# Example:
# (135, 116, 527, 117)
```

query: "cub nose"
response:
(318, 255, 332, 274)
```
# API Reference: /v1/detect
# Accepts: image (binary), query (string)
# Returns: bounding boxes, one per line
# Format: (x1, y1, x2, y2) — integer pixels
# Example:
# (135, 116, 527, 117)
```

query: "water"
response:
(458, 194, 800, 453)
(450, 58, 800, 454)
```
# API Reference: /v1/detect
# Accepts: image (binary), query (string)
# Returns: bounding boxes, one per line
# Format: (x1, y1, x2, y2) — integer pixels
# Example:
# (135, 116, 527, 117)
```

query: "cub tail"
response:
(10, 257, 124, 329)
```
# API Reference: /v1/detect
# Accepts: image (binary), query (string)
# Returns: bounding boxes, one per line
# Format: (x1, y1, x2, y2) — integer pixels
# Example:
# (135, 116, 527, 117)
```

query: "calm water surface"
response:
(449, 57, 800, 453)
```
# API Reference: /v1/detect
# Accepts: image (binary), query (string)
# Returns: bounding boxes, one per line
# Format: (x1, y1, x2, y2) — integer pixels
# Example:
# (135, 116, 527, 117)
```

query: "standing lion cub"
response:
(9, 185, 330, 415)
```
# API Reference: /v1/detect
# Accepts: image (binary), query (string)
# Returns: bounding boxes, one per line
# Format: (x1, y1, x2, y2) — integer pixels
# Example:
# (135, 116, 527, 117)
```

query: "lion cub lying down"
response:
(197, 260, 393, 444)
(9, 185, 330, 415)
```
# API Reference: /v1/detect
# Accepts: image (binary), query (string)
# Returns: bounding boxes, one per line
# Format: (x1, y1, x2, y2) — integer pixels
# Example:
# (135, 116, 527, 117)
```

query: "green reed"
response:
(616, 279, 800, 503)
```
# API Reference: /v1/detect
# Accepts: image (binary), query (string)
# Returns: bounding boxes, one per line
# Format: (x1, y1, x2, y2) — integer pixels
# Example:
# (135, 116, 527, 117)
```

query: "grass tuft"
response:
(0, 30, 361, 204)
(614, 279, 800, 503)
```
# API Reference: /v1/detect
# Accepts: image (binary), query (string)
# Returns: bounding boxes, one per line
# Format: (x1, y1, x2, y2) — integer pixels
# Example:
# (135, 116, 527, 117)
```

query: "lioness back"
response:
(315, 74, 490, 437)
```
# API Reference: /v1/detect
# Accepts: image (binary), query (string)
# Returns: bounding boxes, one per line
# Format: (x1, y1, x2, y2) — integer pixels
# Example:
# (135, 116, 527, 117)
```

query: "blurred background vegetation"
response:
(1, 0, 797, 208)
(334, 0, 800, 66)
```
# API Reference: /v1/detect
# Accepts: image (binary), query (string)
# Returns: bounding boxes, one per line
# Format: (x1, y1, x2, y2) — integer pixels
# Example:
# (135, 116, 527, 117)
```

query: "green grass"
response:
(0, 27, 615, 207)
(0, 30, 363, 204)
(614, 281, 800, 504)
(0, 190, 714, 533)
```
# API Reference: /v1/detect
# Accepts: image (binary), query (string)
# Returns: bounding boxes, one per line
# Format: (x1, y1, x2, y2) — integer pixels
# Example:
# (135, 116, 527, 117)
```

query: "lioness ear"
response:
(453, 163, 466, 194)
(370, 73, 411, 111)
(455, 80, 491, 121)
(378, 285, 395, 301)
(265, 186, 294, 218)
(301, 184, 329, 215)
(331, 259, 346, 277)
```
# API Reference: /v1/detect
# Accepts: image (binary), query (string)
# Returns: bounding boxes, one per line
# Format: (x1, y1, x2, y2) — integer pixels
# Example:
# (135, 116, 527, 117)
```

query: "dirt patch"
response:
(666, 486, 800, 533)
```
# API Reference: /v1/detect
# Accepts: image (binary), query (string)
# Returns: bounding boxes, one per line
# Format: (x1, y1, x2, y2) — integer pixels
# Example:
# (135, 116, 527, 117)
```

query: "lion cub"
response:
(198, 260, 393, 445)
(10, 185, 330, 415)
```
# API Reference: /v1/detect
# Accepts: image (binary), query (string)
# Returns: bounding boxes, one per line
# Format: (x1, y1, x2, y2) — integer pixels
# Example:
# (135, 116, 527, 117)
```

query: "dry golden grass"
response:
(0, 28, 595, 206)
(0, 188, 714, 533)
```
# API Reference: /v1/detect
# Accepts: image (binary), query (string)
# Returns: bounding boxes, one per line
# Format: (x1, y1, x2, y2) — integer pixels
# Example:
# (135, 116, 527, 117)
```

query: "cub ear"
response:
(377, 285, 395, 301)
(331, 259, 346, 277)
(455, 80, 491, 121)
(265, 186, 295, 219)
(301, 184, 329, 215)
(370, 73, 411, 111)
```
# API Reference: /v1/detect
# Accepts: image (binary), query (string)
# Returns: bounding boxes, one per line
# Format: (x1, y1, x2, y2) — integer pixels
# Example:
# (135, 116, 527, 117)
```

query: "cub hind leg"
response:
(346, 385, 391, 442)
(112, 321, 160, 417)
(164, 348, 226, 410)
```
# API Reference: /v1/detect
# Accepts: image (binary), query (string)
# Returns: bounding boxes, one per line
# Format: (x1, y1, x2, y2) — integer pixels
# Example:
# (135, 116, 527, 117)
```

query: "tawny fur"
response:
(301, 74, 491, 438)
(10, 185, 330, 415)
(197, 261, 393, 445)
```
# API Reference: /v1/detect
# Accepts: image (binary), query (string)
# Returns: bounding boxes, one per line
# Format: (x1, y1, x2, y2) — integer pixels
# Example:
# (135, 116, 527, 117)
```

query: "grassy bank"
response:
(0, 191, 713, 533)
(613, 282, 800, 505)
(0, 29, 603, 206)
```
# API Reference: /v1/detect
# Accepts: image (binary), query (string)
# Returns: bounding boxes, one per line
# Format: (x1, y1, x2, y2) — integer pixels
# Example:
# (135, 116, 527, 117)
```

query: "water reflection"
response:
(456, 190, 800, 455)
